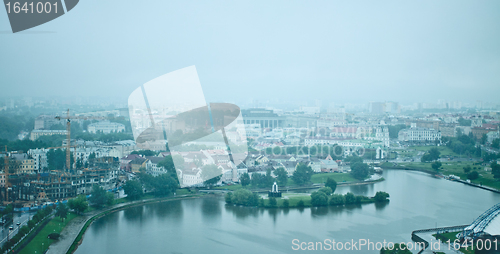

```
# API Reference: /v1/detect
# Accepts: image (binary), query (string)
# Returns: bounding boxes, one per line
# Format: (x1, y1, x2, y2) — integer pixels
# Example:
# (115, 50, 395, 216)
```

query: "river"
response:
(74, 170, 500, 253)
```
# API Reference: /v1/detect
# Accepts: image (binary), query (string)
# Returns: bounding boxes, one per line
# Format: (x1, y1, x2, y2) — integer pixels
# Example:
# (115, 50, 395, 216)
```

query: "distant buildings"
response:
(369, 102, 400, 115)
(34, 115, 59, 130)
(398, 127, 441, 142)
(241, 108, 285, 129)
(87, 121, 125, 134)
(29, 130, 67, 141)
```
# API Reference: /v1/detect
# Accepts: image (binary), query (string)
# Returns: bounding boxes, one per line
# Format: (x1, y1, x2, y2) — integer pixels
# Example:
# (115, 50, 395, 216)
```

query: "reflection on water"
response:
(224, 204, 260, 219)
(374, 201, 389, 211)
(201, 198, 222, 222)
(75, 170, 500, 254)
(123, 205, 145, 223)
(349, 184, 371, 195)
(151, 200, 183, 219)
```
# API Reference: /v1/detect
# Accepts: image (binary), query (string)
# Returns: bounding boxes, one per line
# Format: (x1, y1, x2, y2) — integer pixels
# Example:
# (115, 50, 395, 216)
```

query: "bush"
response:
(225, 192, 233, 204)
(325, 178, 337, 193)
(329, 194, 345, 206)
(318, 187, 332, 196)
(311, 191, 328, 206)
(48, 233, 60, 240)
(468, 171, 479, 180)
(230, 189, 259, 206)
(258, 198, 265, 207)
(297, 200, 305, 207)
(344, 192, 356, 204)
(283, 199, 289, 208)
(374, 191, 390, 202)
(269, 197, 277, 207)
(463, 165, 472, 173)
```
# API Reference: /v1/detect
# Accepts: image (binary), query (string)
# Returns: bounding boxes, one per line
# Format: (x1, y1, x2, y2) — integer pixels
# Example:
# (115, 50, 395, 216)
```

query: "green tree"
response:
(264, 168, 275, 188)
(68, 195, 88, 215)
(251, 173, 265, 188)
(491, 162, 500, 179)
(475, 146, 482, 157)
(388, 124, 407, 139)
(463, 165, 472, 173)
(297, 200, 305, 207)
(269, 197, 277, 207)
(201, 164, 222, 186)
(458, 117, 471, 127)
(428, 148, 441, 161)
(350, 162, 369, 180)
(292, 163, 313, 186)
(283, 199, 289, 208)
(431, 161, 442, 171)
(240, 173, 250, 186)
(468, 171, 479, 180)
(89, 185, 109, 208)
(55, 203, 68, 221)
(481, 134, 487, 145)
(106, 192, 114, 206)
(225, 192, 233, 204)
(325, 177, 337, 193)
(123, 180, 143, 200)
(374, 191, 390, 202)
(311, 191, 328, 206)
(329, 194, 345, 206)
(230, 189, 259, 206)
(492, 139, 500, 149)
(47, 149, 66, 170)
(274, 167, 288, 186)
(318, 187, 332, 196)
(152, 173, 178, 196)
(344, 192, 356, 204)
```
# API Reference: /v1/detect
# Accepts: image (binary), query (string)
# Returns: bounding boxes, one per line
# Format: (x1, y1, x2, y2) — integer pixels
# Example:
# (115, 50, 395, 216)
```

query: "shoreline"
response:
(48, 177, 387, 254)
(381, 166, 500, 194)
(44, 194, 204, 254)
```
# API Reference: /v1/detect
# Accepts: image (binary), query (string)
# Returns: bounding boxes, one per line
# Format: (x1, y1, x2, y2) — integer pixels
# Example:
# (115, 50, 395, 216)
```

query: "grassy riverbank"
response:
(392, 161, 500, 190)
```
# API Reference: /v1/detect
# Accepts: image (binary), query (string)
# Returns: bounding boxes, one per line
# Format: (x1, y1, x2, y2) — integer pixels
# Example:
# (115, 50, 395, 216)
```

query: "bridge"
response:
(459, 203, 500, 239)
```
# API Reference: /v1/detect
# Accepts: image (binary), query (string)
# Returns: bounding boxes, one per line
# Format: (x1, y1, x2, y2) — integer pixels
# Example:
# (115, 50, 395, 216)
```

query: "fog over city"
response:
(1, 0, 500, 105)
(1, 1, 500, 254)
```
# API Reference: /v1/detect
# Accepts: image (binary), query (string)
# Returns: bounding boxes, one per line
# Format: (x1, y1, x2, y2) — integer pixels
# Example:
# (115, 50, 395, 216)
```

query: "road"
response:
(0, 212, 35, 246)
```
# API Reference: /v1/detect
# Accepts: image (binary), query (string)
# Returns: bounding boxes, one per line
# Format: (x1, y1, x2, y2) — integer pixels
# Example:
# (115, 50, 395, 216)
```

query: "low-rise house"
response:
(145, 156, 167, 176)
(120, 154, 142, 171)
(130, 157, 147, 173)
(320, 155, 339, 172)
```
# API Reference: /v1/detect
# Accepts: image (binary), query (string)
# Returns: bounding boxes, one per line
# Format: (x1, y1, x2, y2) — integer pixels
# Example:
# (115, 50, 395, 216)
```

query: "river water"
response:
(74, 170, 500, 253)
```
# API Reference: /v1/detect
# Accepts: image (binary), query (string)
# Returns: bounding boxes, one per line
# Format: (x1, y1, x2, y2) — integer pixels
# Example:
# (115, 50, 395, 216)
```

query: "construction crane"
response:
(55, 109, 106, 172)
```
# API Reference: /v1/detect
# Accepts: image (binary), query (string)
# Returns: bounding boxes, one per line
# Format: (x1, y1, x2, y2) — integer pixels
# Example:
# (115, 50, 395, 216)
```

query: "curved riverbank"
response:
(44, 194, 204, 254)
(70, 170, 500, 254)
(381, 166, 500, 194)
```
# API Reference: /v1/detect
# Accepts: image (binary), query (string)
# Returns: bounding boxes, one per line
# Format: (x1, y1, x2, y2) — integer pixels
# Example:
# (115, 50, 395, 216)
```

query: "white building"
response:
(145, 156, 167, 177)
(398, 128, 441, 142)
(30, 130, 67, 141)
(87, 121, 125, 134)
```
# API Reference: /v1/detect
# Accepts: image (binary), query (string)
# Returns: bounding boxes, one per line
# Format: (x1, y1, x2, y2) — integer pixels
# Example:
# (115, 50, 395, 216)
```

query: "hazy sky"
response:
(0, 0, 499, 105)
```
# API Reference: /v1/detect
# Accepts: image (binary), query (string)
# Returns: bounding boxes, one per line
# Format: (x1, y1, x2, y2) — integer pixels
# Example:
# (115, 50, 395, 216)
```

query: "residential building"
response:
(87, 121, 125, 134)
(30, 130, 67, 141)
(398, 127, 441, 142)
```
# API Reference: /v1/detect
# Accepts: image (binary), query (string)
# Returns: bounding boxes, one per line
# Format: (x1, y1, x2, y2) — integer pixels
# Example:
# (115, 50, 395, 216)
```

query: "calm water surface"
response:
(75, 170, 500, 253)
